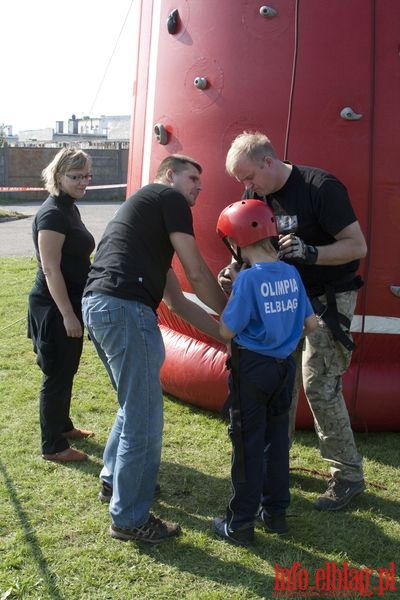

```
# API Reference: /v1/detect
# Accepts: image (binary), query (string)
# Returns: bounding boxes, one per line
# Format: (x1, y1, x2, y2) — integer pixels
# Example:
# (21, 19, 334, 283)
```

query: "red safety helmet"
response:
(216, 199, 277, 248)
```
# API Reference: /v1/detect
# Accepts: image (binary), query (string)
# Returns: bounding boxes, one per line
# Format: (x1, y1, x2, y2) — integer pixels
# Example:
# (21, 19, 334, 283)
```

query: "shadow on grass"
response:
(140, 538, 276, 597)
(356, 432, 400, 470)
(143, 460, 399, 597)
(293, 428, 400, 470)
(77, 436, 106, 462)
(289, 469, 330, 494)
(0, 458, 66, 600)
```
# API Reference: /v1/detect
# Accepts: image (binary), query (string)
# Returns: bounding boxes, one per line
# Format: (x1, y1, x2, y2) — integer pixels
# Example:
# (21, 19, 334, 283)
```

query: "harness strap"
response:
(228, 342, 247, 483)
(246, 360, 290, 411)
(311, 285, 355, 351)
(222, 237, 243, 266)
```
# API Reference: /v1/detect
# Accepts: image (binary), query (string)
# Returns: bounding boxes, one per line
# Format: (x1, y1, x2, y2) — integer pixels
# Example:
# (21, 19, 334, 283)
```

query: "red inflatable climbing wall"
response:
(127, 0, 400, 431)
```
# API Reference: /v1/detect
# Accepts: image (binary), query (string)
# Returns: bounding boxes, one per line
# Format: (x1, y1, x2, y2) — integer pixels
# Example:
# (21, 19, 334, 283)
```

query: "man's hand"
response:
(278, 234, 318, 265)
(218, 261, 243, 295)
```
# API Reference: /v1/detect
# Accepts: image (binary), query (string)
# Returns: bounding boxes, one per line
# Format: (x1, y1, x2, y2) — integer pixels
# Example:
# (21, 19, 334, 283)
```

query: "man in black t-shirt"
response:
(220, 131, 367, 513)
(82, 155, 226, 544)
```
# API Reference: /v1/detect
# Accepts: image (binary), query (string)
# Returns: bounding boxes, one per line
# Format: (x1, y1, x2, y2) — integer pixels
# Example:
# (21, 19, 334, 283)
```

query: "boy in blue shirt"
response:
(213, 200, 316, 546)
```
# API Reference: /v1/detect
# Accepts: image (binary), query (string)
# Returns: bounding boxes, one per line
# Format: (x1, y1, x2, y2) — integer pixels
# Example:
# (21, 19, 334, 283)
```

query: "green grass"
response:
(0, 257, 399, 599)
(0, 208, 28, 220)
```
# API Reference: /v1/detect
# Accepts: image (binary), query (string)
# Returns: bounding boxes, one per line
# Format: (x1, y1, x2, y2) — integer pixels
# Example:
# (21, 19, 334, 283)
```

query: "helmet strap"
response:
(222, 237, 243, 265)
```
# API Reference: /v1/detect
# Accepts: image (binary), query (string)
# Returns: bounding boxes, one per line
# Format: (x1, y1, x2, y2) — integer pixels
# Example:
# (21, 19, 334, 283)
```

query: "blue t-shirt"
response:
(222, 261, 313, 359)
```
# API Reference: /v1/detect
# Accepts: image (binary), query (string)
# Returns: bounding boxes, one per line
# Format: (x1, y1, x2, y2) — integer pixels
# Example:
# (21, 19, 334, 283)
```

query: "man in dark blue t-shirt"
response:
(220, 131, 367, 513)
(82, 154, 226, 544)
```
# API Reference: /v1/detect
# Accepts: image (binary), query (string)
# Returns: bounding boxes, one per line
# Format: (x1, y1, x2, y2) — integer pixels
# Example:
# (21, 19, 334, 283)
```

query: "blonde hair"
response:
(225, 131, 277, 176)
(42, 147, 91, 196)
(251, 237, 278, 255)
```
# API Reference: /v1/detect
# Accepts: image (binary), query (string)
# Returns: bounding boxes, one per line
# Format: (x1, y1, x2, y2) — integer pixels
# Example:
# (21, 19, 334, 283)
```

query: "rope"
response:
(289, 466, 387, 491)
(88, 0, 135, 116)
(0, 316, 26, 335)
(350, 0, 376, 430)
(283, 0, 300, 160)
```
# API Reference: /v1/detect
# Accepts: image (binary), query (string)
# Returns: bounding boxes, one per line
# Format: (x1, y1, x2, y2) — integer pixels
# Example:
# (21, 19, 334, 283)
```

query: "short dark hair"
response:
(155, 154, 202, 181)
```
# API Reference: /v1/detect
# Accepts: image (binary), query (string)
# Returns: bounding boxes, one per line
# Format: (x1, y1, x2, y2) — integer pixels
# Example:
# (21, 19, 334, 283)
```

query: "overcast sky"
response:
(1, 0, 136, 133)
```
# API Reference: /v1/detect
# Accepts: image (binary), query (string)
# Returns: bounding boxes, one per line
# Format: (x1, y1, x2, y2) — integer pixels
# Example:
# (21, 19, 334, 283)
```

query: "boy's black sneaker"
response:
(110, 513, 180, 544)
(212, 517, 254, 546)
(314, 478, 366, 511)
(259, 510, 288, 535)
(99, 481, 161, 504)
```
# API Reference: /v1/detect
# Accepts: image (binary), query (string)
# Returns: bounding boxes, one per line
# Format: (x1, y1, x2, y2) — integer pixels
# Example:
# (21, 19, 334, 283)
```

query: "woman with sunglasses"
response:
(28, 148, 95, 462)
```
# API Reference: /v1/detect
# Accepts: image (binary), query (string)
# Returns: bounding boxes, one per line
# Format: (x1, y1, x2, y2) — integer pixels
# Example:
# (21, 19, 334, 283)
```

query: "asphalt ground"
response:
(0, 201, 122, 257)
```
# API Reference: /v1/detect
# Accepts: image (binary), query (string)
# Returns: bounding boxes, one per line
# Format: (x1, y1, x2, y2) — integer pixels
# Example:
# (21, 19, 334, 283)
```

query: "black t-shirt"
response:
(267, 165, 359, 291)
(84, 183, 194, 311)
(32, 194, 95, 300)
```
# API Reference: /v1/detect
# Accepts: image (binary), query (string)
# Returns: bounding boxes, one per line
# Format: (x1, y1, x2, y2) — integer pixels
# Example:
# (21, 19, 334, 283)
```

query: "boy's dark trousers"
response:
(226, 348, 295, 530)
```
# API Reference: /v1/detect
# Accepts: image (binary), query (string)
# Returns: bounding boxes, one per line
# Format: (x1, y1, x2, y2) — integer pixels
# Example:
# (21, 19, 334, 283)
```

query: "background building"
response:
(6, 114, 131, 147)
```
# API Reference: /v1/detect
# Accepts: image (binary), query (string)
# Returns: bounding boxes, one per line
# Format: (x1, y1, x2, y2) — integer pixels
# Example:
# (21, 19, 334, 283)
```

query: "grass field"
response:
(0, 257, 399, 599)
(0, 208, 27, 220)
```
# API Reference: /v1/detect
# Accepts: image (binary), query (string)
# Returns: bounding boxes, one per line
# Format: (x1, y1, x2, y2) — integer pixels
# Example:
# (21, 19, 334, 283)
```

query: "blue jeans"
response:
(82, 292, 165, 529)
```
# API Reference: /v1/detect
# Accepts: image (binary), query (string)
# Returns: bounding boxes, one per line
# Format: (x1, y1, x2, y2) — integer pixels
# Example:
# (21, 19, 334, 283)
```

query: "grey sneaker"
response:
(99, 481, 161, 504)
(259, 510, 288, 535)
(212, 517, 254, 546)
(110, 514, 181, 544)
(99, 482, 113, 503)
(314, 478, 366, 511)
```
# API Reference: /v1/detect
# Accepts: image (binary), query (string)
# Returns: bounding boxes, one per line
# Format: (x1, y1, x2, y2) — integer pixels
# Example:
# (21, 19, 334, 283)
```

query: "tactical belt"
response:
(310, 277, 363, 351)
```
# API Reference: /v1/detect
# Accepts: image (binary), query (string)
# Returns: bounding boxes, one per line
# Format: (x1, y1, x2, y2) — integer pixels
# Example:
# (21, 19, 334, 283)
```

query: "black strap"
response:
(222, 237, 243, 266)
(311, 285, 355, 351)
(228, 342, 247, 483)
(308, 274, 363, 299)
(246, 361, 289, 411)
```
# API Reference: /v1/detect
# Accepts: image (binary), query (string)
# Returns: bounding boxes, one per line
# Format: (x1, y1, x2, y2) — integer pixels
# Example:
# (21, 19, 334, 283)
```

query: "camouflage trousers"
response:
(289, 290, 364, 482)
